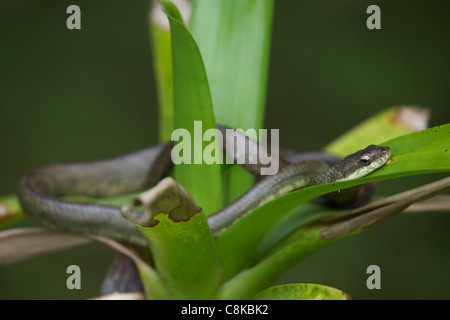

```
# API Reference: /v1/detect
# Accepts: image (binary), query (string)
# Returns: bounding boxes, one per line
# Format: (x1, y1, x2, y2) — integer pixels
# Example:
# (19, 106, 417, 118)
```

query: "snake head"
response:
(335, 145, 391, 182)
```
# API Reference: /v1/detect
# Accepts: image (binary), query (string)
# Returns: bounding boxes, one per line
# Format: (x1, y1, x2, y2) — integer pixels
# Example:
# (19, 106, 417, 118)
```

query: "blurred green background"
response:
(1, 0, 449, 299)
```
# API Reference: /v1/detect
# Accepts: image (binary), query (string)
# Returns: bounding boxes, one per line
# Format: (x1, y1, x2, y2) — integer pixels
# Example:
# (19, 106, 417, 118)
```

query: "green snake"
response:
(18, 132, 391, 246)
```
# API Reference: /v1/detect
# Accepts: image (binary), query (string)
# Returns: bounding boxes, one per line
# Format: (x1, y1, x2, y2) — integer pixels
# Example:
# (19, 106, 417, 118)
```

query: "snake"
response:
(18, 129, 391, 246)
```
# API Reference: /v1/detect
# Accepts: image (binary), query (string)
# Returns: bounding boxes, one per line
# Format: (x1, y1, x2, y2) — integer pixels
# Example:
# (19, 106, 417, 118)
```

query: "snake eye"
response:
(360, 155, 371, 166)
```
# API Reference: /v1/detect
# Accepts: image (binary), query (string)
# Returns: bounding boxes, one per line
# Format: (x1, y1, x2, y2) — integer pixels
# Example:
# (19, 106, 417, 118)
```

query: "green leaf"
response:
(321, 176, 450, 240)
(220, 176, 450, 299)
(130, 211, 222, 299)
(254, 283, 350, 300)
(374, 124, 450, 178)
(149, 22, 173, 142)
(0, 195, 23, 228)
(91, 235, 172, 300)
(219, 228, 331, 299)
(325, 106, 429, 156)
(158, 0, 222, 214)
(189, 0, 273, 130)
(216, 123, 450, 277)
(189, 0, 274, 205)
(257, 202, 341, 254)
(123, 176, 223, 299)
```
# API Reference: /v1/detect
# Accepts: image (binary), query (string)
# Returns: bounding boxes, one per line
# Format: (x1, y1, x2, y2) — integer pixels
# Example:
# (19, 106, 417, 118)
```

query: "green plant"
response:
(0, 0, 449, 300)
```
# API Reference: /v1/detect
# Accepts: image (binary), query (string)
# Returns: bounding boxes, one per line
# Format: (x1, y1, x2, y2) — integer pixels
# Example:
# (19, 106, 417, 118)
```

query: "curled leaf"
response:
(123, 177, 222, 299)
(129, 177, 201, 227)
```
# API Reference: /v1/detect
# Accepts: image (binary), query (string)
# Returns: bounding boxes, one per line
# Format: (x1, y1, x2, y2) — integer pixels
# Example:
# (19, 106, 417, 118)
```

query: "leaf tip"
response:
(151, 0, 191, 30)
(156, 0, 188, 26)
(391, 105, 430, 132)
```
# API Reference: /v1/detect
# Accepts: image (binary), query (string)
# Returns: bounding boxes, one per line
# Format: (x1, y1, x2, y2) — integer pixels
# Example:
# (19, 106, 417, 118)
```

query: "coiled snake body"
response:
(18, 137, 390, 246)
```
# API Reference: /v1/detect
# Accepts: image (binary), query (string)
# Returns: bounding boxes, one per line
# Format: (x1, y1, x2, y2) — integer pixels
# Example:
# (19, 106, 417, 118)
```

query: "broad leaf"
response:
(325, 106, 429, 156)
(189, 0, 274, 204)
(219, 228, 330, 299)
(216, 123, 450, 277)
(254, 283, 350, 300)
(159, 0, 222, 214)
(189, 0, 273, 130)
(123, 177, 222, 299)
(220, 176, 450, 299)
